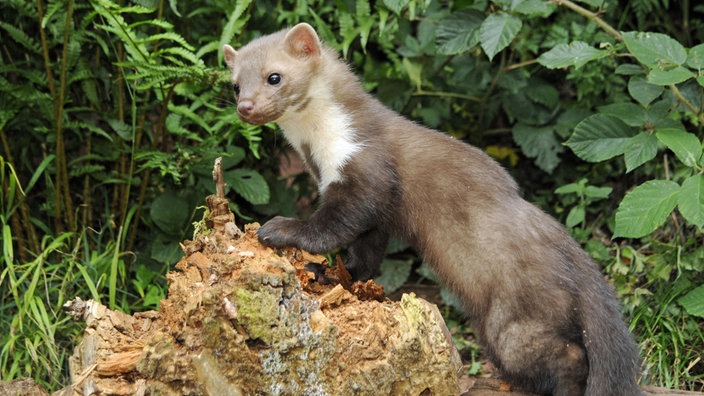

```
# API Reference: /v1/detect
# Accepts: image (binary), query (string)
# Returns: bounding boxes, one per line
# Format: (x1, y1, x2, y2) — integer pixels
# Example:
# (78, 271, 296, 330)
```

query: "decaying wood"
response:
(56, 161, 462, 395)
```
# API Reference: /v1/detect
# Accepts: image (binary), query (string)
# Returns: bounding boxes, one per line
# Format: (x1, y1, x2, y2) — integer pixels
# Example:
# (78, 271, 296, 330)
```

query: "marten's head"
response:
(223, 23, 322, 125)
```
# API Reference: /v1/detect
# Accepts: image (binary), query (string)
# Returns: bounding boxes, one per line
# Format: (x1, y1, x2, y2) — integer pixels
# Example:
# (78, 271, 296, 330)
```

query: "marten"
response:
(223, 23, 642, 396)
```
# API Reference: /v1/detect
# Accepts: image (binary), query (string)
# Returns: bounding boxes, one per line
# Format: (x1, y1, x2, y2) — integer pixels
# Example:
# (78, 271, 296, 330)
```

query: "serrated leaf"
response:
(512, 123, 562, 173)
(687, 43, 704, 69)
(479, 13, 522, 61)
(374, 259, 413, 293)
(538, 41, 607, 69)
(655, 128, 702, 167)
(566, 114, 635, 162)
(698, 76, 704, 88)
(526, 81, 559, 108)
(597, 102, 645, 127)
(224, 168, 270, 205)
(679, 174, 704, 228)
(435, 9, 483, 55)
(614, 180, 680, 238)
(513, 0, 555, 16)
(107, 118, 133, 141)
(628, 76, 664, 106)
(622, 31, 687, 67)
(647, 66, 695, 86)
(0, 21, 41, 54)
(218, 0, 252, 63)
(678, 285, 704, 318)
(383, 0, 409, 14)
(624, 132, 658, 173)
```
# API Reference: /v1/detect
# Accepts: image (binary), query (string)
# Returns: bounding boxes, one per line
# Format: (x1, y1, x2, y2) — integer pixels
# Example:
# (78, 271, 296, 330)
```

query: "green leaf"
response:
(615, 64, 645, 75)
(565, 206, 585, 228)
(107, 118, 133, 141)
(678, 285, 704, 318)
(655, 128, 703, 167)
(687, 43, 704, 69)
(512, 0, 555, 16)
(613, 180, 680, 238)
(479, 13, 522, 61)
(566, 114, 635, 162)
(623, 132, 658, 173)
(597, 102, 645, 127)
(224, 168, 270, 205)
(383, 0, 409, 14)
(584, 185, 612, 199)
(512, 124, 562, 173)
(374, 259, 413, 294)
(647, 66, 695, 86)
(537, 41, 607, 69)
(402, 58, 423, 90)
(150, 191, 190, 235)
(150, 235, 184, 264)
(679, 174, 704, 228)
(622, 31, 687, 67)
(435, 8, 483, 55)
(628, 76, 664, 106)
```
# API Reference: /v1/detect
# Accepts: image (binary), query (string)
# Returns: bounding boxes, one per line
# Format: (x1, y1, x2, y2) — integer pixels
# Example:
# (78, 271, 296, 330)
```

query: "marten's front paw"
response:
(257, 216, 302, 248)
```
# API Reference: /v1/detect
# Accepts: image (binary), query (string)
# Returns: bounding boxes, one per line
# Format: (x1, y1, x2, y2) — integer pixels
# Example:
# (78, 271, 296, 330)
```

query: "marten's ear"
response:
(284, 23, 321, 59)
(223, 45, 237, 69)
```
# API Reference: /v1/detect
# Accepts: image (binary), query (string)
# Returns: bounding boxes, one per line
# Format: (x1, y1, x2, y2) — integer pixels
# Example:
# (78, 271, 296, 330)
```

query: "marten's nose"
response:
(237, 100, 254, 117)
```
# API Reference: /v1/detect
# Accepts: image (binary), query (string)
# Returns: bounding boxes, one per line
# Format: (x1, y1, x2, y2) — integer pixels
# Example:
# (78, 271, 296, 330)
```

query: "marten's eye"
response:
(233, 84, 240, 96)
(267, 73, 282, 86)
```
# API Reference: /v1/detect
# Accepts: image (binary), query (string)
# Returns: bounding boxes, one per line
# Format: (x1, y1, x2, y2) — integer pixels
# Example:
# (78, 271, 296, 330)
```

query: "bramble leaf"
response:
(622, 31, 687, 67)
(655, 128, 702, 167)
(678, 285, 704, 318)
(224, 168, 270, 205)
(679, 175, 704, 228)
(435, 8, 483, 55)
(566, 114, 635, 162)
(623, 132, 658, 173)
(538, 41, 607, 69)
(628, 76, 664, 106)
(480, 13, 522, 61)
(613, 180, 680, 238)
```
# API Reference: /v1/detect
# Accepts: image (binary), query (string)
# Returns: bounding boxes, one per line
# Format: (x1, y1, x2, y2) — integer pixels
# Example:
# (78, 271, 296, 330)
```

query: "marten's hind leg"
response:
(491, 320, 588, 396)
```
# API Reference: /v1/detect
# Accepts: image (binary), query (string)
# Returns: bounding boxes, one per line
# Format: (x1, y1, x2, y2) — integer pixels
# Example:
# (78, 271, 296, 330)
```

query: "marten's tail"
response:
(579, 274, 642, 396)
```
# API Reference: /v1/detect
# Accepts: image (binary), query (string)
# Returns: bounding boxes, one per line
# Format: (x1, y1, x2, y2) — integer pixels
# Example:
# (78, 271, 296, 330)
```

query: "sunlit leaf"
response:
(613, 180, 680, 238)
(479, 13, 522, 60)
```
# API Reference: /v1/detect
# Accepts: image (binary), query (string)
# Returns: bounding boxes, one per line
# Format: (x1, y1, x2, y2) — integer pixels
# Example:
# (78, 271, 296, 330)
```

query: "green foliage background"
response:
(1, 0, 703, 391)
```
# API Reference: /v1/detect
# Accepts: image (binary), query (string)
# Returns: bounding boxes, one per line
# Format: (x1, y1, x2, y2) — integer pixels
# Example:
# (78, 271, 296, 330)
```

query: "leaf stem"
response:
(551, 0, 623, 42)
(669, 84, 704, 125)
(412, 89, 481, 102)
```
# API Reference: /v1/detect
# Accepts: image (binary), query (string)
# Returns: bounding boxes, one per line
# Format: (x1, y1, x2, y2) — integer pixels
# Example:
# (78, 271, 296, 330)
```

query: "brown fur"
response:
(223, 23, 642, 396)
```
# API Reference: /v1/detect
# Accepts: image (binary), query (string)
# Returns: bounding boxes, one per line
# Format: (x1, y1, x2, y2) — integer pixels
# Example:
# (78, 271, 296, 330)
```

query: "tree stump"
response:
(59, 180, 463, 395)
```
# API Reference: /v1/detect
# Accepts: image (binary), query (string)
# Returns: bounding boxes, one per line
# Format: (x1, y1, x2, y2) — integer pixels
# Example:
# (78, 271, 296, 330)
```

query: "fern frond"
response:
(139, 32, 195, 52)
(169, 104, 211, 134)
(129, 18, 174, 30)
(153, 47, 202, 66)
(0, 21, 41, 54)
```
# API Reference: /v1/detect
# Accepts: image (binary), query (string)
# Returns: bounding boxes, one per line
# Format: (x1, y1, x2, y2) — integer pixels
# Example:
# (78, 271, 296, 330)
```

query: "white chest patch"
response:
(276, 89, 361, 193)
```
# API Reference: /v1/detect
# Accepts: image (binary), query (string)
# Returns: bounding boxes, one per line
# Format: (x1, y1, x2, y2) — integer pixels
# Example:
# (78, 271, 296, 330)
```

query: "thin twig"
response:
(551, 0, 623, 41)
